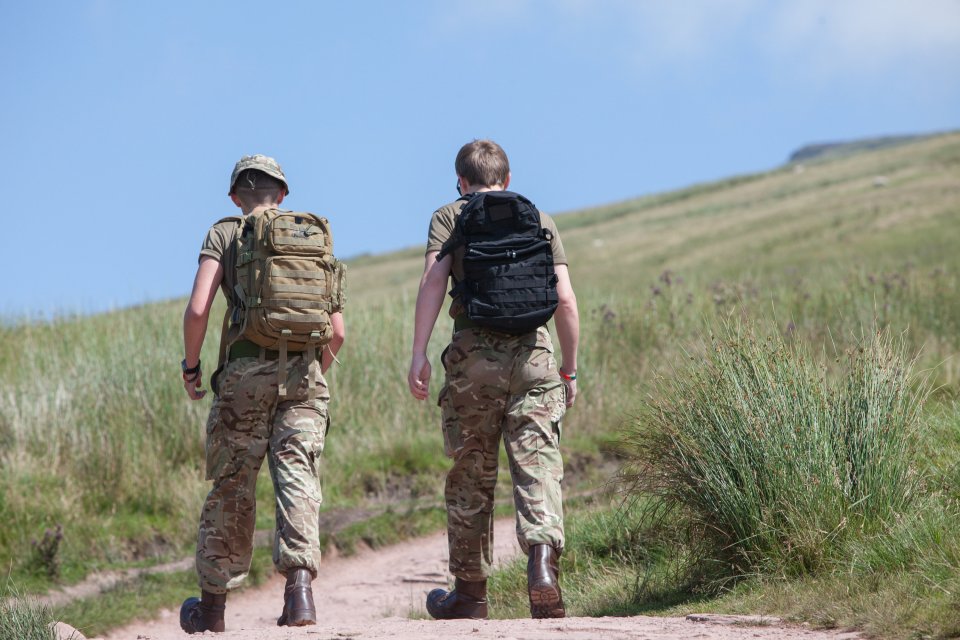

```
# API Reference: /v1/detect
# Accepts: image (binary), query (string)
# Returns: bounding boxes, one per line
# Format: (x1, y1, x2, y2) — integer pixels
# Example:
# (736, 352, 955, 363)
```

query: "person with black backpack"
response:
(179, 154, 346, 633)
(407, 139, 580, 620)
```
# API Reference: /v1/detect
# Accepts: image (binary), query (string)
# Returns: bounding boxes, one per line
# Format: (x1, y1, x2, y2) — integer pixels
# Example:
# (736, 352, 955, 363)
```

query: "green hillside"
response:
(1, 132, 958, 636)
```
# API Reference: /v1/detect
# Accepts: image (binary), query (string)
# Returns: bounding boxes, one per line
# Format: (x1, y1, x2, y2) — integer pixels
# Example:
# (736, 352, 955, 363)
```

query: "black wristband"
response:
(181, 359, 201, 376)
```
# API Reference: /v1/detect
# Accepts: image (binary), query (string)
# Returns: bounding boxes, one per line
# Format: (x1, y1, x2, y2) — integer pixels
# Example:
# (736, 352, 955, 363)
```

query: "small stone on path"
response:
(50, 621, 87, 640)
(687, 613, 782, 626)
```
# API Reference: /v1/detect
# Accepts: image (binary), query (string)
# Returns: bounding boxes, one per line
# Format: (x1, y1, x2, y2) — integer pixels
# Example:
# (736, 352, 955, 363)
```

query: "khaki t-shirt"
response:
(426, 198, 568, 284)
(199, 217, 242, 306)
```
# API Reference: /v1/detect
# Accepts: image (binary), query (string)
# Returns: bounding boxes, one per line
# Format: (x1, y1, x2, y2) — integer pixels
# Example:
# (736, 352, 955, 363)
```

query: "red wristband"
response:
(559, 369, 577, 381)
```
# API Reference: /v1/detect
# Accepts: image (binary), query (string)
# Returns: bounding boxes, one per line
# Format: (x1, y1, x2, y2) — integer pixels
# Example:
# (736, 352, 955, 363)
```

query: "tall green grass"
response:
(619, 323, 928, 581)
(0, 592, 59, 640)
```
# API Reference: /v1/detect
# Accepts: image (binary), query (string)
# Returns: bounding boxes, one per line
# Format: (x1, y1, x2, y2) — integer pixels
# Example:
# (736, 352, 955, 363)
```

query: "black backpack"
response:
(437, 191, 559, 334)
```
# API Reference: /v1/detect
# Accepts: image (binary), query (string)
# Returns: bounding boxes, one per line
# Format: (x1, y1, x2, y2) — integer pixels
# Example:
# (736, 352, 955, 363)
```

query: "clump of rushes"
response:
(619, 321, 928, 586)
(0, 592, 59, 640)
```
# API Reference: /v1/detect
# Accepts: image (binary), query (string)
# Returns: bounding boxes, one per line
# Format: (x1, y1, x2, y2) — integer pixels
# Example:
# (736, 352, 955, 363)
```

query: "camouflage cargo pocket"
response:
(204, 361, 269, 480)
(204, 405, 227, 481)
(438, 384, 463, 458)
(542, 382, 566, 444)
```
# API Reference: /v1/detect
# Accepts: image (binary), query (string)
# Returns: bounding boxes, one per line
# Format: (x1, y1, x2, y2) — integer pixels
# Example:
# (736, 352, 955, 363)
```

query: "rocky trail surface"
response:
(90, 520, 858, 640)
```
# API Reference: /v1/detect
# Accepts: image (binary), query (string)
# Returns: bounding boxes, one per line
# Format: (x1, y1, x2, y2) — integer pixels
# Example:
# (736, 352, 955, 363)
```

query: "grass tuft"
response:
(0, 589, 58, 640)
(619, 322, 928, 584)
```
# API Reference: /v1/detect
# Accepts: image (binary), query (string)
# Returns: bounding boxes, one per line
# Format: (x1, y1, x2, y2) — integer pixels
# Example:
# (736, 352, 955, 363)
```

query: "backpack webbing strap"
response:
(473, 278, 556, 292)
(278, 329, 291, 398)
(273, 236, 324, 247)
(305, 330, 321, 402)
(276, 330, 322, 401)
(267, 312, 330, 323)
(217, 307, 230, 369)
(435, 197, 471, 261)
(270, 283, 328, 295)
(262, 299, 334, 310)
(218, 219, 248, 370)
(272, 268, 326, 279)
(477, 265, 554, 278)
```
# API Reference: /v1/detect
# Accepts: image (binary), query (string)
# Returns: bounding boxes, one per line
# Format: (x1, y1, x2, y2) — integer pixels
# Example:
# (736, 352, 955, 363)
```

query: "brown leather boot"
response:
(528, 544, 565, 618)
(426, 577, 488, 619)
(277, 567, 317, 627)
(179, 590, 226, 633)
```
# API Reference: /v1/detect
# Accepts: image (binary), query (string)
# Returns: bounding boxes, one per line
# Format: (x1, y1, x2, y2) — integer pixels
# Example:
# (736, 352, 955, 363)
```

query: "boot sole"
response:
(529, 584, 566, 619)
(426, 589, 488, 620)
(277, 612, 317, 627)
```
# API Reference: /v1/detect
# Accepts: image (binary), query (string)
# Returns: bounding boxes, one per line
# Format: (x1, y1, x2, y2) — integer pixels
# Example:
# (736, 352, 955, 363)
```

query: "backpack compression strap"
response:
(277, 329, 323, 400)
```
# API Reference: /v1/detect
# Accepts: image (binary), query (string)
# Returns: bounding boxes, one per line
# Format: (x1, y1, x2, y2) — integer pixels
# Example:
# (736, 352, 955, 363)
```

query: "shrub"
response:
(619, 322, 928, 584)
(30, 525, 63, 580)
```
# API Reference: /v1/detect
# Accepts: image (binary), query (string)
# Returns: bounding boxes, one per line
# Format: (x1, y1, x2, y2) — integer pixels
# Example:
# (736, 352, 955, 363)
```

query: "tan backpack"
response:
(220, 208, 345, 396)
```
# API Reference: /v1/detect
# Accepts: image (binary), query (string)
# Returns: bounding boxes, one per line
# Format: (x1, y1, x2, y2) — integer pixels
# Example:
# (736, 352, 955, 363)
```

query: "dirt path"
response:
(97, 520, 858, 640)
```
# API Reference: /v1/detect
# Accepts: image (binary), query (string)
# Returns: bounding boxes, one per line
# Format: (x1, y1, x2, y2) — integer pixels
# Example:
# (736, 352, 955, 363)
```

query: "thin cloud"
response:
(437, 0, 960, 78)
(765, 0, 960, 74)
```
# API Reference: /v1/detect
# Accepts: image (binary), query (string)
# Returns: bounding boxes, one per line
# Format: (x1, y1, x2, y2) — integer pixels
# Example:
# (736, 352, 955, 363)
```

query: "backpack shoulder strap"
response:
(213, 215, 245, 370)
(435, 196, 474, 261)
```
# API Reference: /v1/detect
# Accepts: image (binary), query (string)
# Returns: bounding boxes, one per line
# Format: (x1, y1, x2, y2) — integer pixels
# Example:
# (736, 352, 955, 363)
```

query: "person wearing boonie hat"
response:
(179, 154, 346, 633)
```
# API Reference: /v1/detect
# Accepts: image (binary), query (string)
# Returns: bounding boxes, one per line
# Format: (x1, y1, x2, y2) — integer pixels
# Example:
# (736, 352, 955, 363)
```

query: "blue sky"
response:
(2, 0, 958, 316)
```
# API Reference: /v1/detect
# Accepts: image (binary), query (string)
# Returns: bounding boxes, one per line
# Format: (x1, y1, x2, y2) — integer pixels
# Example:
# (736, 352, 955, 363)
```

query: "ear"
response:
(502, 172, 511, 190)
(277, 189, 286, 205)
(230, 193, 243, 208)
(458, 175, 470, 194)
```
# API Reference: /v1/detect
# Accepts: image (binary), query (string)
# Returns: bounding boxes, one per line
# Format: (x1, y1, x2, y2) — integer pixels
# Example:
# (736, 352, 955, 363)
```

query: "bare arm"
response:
(408, 250, 452, 400)
(321, 311, 345, 374)
(183, 256, 223, 400)
(553, 264, 579, 407)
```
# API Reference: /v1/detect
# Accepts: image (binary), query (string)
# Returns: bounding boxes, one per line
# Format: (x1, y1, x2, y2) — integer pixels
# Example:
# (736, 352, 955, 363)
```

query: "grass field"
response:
(1, 132, 957, 637)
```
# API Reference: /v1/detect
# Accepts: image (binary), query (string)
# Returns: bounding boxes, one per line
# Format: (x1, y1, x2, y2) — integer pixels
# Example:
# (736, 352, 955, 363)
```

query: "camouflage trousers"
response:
(196, 355, 329, 594)
(438, 326, 567, 581)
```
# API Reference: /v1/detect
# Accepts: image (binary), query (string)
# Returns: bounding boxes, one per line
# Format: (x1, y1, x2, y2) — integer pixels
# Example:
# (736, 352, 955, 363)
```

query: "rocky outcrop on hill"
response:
(788, 133, 933, 163)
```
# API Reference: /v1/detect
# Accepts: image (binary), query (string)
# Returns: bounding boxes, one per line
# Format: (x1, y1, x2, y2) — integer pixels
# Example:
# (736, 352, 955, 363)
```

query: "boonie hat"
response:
(228, 154, 290, 195)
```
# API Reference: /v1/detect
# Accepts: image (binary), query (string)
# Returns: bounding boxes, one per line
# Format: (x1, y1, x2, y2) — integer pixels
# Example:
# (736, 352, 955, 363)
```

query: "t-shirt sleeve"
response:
(541, 213, 568, 266)
(199, 223, 231, 263)
(425, 205, 457, 254)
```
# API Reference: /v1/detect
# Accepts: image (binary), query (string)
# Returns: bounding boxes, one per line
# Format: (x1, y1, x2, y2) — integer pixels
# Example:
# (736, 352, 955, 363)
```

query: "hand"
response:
(408, 354, 432, 401)
(183, 371, 207, 400)
(562, 378, 577, 408)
